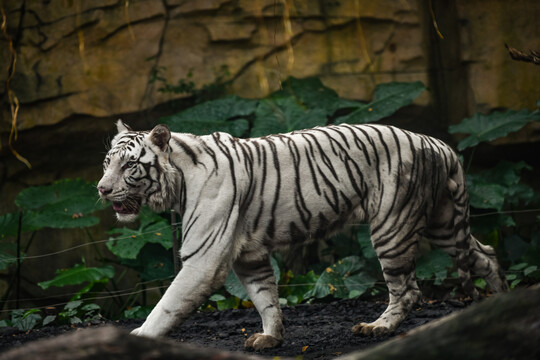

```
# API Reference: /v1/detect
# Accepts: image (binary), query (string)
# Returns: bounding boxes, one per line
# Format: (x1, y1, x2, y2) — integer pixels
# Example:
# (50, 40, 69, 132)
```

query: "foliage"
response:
(448, 108, 540, 151)
(0, 300, 102, 331)
(0, 242, 23, 270)
(416, 249, 453, 286)
(107, 207, 174, 282)
(334, 81, 426, 124)
(251, 96, 327, 136)
(38, 260, 114, 300)
(467, 161, 534, 212)
(0, 309, 47, 331)
(15, 179, 108, 229)
(56, 301, 102, 325)
(158, 77, 426, 137)
(160, 96, 255, 137)
(123, 305, 153, 320)
(455, 105, 540, 291)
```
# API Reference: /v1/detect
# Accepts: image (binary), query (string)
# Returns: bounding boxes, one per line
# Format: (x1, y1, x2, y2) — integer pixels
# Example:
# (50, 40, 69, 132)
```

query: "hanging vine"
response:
(1, 2, 31, 169)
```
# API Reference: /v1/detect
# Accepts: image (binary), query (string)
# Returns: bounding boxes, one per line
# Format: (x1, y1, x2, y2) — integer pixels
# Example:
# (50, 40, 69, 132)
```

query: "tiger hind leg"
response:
(468, 236, 509, 293)
(233, 252, 284, 350)
(424, 186, 479, 298)
(426, 181, 508, 296)
(352, 234, 422, 336)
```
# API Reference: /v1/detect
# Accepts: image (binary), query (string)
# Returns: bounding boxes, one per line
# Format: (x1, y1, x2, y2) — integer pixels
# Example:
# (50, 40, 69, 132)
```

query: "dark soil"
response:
(0, 298, 469, 359)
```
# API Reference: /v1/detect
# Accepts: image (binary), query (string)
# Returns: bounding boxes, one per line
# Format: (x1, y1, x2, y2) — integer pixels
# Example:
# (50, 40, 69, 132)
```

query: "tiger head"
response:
(97, 120, 177, 222)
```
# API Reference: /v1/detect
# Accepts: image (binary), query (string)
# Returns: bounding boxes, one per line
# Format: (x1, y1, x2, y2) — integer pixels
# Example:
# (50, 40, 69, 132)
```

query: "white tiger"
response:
(97, 120, 508, 350)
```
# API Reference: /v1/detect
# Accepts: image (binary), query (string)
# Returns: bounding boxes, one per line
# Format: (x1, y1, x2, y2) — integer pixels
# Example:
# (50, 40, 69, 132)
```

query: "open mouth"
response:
(112, 198, 141, 215)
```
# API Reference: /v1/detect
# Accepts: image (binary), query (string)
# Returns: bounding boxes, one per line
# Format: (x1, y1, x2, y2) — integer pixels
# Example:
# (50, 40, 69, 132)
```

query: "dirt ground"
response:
(0, 297, 468, 359)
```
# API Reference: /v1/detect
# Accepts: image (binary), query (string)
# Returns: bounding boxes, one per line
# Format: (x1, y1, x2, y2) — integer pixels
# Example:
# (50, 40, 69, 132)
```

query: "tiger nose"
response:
(98, 186, 112, 196)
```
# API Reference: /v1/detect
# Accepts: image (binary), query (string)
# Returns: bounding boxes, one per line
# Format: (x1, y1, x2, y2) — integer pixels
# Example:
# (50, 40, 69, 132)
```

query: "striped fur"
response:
(98, 120, 508, 350)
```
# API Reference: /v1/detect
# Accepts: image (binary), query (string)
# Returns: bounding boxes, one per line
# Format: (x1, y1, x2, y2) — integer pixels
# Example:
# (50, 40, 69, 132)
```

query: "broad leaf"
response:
(38, 263, 114, 289)
(15, 179, 107, 229)
(467, 161, 533, 211)
(416, 249, 453, 285)
(305, 256, 371, 299)
(107, 208, 172, 260)
(344, 272, 376, 298)
(119, 243, 175, 281)
(467, 177, 507, 211)
(275, 77, 359, 115)
(285, 270, 318, 303)
(251, 97, 327, 137)
(448, 109, 540, 151)
(335, 81, 426, 124)
(160, 96, 256, 137)
(0, 243, 25, 270)
(0, 212, 21, 238)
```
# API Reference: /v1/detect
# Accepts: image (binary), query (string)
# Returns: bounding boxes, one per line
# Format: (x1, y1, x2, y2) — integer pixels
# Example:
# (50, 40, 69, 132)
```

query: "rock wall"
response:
(2, 0, 537, 133)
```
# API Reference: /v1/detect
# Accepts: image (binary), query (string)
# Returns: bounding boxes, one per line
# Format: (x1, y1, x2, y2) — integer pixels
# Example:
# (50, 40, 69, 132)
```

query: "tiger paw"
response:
(351, 322, 392, 337)
(245, 333, 282, 350)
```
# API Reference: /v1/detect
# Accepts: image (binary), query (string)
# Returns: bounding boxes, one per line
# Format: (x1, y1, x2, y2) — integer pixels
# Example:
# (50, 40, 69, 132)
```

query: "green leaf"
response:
(275, 77, 359, 116)
(160, 96, 256, 137)
(0, 212, 21, 238)
(123, 305, 152, 319)
(13, 312, 41, 331)
(287, 270, 318, 303)
(136, 243, 175, 281)
(467, 177, 507, 211)
(474, 278, 487, 290)
(357, 226, 376, 259)
(209, 294, 226, 302)
(524, 265, 538, 277)
(467, 161, 533, 211)
(344, 272, 376, 297)
(286, 295, 299, 305)
(14, 179, 107, 229)
(38, 263, 115, 290)
(0, 320, 11, 327)
(251, 97, 327, 137)
(416, 249, 453, 285)
(305, 256, 369, 299)
(216, 296, 240, 311)
(43, 315, 56, 326)
(0, 243, 25, 271)
(107, 208, 172, 260)
(508, 262, 528, 271)
(448, 109, 540, 151)
(335, 81, 426, 124)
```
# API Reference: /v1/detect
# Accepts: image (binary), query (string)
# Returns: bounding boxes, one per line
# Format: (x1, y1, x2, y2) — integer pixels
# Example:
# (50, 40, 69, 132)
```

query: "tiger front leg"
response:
(131, 260, 230, 338)
(233, 252, 284, 350)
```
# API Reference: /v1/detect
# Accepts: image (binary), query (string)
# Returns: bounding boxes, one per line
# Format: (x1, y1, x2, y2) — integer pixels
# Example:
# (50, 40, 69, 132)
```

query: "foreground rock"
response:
(343, 287, 540, 360)
(0, 326, 264, 360)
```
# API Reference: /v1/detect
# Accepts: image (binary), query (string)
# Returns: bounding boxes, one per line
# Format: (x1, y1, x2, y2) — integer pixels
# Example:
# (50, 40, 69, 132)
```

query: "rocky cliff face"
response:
(2, 0, 537, 132)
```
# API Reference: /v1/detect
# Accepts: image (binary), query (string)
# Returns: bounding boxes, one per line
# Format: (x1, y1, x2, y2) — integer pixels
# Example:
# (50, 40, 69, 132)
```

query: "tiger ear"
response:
(116, 119, 133, 133)
(150, 124, 171, 151)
